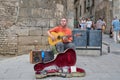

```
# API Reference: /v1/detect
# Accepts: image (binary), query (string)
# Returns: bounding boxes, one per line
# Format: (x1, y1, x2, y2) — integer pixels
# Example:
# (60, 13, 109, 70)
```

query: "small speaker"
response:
(30, 51, 42, 64)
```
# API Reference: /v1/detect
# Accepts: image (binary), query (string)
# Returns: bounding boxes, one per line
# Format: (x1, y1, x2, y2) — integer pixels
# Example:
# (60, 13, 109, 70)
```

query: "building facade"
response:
(74, 0, 120, 33)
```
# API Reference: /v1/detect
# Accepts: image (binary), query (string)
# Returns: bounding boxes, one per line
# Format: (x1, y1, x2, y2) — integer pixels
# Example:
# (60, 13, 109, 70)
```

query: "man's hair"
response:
(60, 18, 68, 22)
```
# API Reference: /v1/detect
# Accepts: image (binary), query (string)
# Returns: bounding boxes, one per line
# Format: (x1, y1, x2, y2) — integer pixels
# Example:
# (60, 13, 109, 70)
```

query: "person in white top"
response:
(80, 17, 86, 30)
(86, 18, 93, 30)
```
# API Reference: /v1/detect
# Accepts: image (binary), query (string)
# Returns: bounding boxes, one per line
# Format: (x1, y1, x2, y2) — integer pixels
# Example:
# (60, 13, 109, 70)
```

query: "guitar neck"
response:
(59, 34, 81, 39)
(58, 35, 71, 39)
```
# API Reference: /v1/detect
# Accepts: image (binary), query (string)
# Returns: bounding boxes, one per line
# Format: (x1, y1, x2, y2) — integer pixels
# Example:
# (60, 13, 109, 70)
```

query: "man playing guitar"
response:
(47, 18, 75, 53)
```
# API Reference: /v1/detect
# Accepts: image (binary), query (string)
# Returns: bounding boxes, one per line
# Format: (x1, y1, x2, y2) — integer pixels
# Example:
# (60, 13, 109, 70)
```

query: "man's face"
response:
(60, 18, 67, 27)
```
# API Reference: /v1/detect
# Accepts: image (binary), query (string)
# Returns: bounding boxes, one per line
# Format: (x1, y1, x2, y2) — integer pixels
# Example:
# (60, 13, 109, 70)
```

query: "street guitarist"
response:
(47, 18, 75, 53)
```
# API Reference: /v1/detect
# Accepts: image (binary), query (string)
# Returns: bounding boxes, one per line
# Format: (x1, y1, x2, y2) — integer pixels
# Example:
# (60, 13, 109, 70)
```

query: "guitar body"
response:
(48, 32, 65, 46)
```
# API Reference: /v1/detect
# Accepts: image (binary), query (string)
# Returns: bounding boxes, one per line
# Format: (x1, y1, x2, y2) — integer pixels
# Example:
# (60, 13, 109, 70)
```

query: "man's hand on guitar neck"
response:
(51, 35, 70, 42)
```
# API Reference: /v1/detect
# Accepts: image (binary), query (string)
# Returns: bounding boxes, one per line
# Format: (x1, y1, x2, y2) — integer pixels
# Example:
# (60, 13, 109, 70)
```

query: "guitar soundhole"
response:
(57, 36, 61, 39)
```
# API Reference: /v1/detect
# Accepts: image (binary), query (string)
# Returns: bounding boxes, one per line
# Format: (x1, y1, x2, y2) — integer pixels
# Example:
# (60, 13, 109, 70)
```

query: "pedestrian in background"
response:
(79, 17, 86, 30)
(117, 19, 120, 42)
(86, 17, 93, 30)
(86, 17, 93, 45)
(112, 16, 120, 43)
(96, 17, 106, 30)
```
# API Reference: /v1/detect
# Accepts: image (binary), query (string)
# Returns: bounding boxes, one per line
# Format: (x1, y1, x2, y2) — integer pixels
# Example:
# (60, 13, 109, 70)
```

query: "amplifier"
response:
(30, 51, 42, 64)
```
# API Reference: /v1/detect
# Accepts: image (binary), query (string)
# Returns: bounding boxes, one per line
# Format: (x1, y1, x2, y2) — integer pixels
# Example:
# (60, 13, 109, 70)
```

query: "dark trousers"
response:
(56, 42, 75, 53)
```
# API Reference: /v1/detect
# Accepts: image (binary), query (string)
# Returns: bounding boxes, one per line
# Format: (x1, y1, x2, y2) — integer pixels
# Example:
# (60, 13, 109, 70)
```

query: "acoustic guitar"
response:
(48, 32, 81, 46)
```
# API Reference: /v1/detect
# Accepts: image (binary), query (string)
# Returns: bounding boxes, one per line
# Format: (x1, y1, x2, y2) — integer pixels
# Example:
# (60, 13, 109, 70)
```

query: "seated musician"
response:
(47, 18, 75, 53)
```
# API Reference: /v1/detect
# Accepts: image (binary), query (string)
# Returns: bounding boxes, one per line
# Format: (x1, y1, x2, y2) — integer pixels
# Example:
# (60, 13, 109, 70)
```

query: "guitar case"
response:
(34, 48, 85, 79)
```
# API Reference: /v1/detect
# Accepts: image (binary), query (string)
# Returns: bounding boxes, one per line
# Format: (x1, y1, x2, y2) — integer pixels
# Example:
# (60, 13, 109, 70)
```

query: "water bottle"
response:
(41, 50, 45, 62)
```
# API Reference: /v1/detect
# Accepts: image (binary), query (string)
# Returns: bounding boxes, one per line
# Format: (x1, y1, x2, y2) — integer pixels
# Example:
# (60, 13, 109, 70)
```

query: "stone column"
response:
(66, 0, 74, 30)
(113, 0, 120, 18)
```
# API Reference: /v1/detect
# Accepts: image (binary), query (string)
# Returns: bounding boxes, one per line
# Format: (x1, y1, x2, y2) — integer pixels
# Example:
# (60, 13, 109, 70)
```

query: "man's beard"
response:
(61, 24, 66, 27)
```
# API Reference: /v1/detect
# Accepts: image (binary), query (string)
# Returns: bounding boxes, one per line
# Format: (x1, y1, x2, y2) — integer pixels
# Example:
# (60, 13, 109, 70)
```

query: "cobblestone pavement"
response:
(0, 34, 120, 80)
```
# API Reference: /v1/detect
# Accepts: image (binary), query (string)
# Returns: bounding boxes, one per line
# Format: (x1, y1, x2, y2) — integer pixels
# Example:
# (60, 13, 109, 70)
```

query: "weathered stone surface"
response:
(0, 0, 74, 55)
(35, 19, 50, 27)
(29, 28, 42, 36)
(49, 19, 57, 27)
(17, 45, 34, 55)
(19, 8, 30, 17)
(18, 36, 43, 45)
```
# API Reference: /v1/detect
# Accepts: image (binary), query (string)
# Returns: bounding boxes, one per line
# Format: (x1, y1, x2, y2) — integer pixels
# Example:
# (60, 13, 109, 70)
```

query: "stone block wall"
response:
(0, 0, 74, 55)
(0, 0, 18, 55)
(113, 0, 120, 18)
(16, 0, 65, 55)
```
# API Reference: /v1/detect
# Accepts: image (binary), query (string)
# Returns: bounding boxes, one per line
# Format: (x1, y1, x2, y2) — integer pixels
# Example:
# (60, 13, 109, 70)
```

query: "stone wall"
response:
(0, 0, 18, 55)
(113, 0, 120, 18)
(95, 0, 113, 33)
(0, 0, 74, 55)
